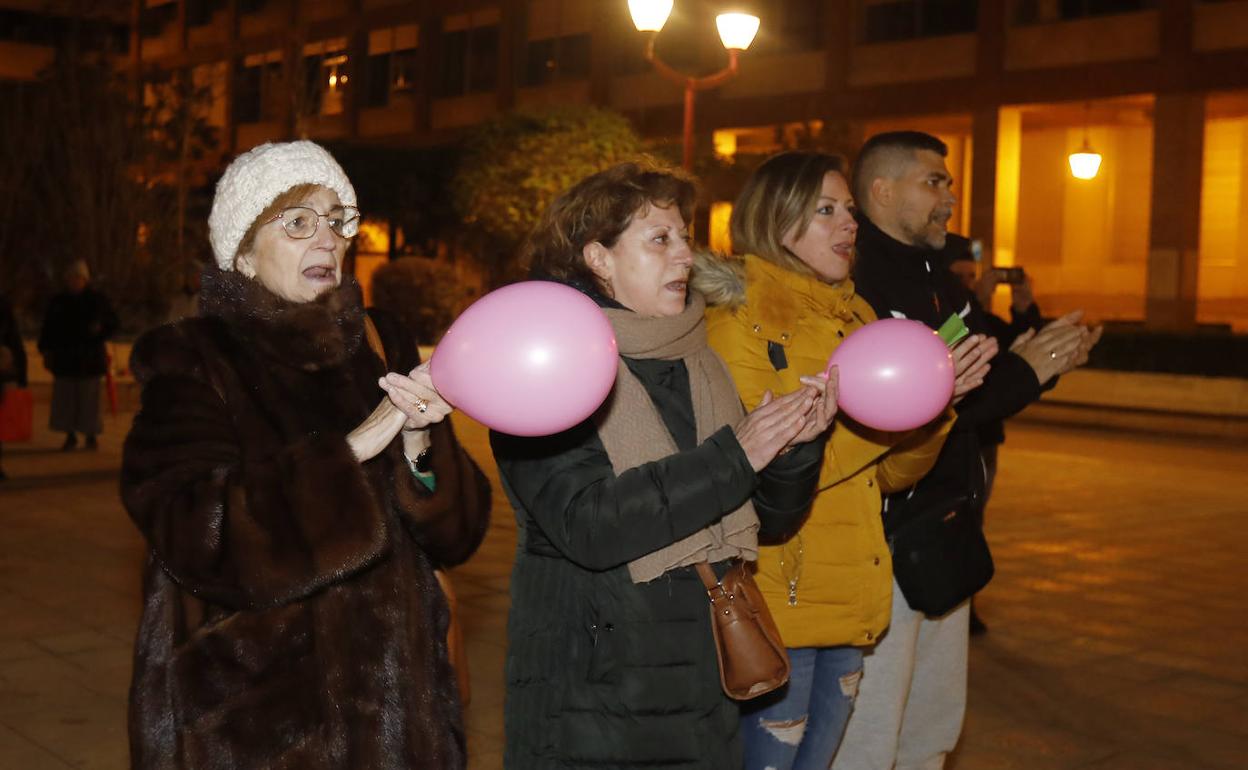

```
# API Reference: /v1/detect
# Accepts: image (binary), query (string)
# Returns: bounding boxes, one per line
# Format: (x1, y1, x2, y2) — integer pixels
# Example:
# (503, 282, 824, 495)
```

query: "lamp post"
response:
(628, 1, 760, 170)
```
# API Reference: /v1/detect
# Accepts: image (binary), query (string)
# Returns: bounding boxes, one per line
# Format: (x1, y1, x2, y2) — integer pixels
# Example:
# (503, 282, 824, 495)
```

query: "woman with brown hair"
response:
(493, 160, 837, 769)
(121, 141, 490, 769)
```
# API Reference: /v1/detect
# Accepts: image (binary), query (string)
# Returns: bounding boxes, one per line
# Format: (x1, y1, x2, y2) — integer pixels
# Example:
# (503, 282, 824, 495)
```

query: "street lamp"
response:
(1068, 102, 1103, 180)
(627, 1, 760, 170)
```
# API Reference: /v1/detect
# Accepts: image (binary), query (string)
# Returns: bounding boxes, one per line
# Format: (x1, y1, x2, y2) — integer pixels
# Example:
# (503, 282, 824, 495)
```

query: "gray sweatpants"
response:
(831, 579, 969, 770)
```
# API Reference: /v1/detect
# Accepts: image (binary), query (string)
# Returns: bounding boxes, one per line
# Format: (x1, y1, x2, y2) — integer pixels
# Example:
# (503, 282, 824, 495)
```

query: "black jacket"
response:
(852, 215, 1042, 531)
(492, 301, 823, 769)
(38, 287, 118, 378)
(0, 295, 27, 389)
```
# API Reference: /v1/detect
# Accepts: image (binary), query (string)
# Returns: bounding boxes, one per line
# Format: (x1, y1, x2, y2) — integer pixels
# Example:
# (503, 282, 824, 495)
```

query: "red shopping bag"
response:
(0, 387, 33, 442)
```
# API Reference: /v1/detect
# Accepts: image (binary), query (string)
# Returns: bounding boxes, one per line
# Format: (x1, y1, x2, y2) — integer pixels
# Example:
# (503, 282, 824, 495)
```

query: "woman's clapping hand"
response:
(735, 369, 837, 473)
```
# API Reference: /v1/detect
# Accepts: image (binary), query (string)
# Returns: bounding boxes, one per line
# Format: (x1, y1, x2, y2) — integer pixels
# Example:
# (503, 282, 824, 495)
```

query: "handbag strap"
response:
(695, 561, 719, 591)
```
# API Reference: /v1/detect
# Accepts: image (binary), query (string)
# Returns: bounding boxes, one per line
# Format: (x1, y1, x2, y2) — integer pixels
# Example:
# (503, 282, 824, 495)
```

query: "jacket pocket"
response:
(174, 604, 318, 763)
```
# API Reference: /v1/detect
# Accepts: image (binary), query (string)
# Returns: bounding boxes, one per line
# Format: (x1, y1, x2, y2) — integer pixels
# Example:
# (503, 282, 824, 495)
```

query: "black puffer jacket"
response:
(37, 287, 118, 378)
(492, 296, 823, 769)
(852, 216, 1042, 531)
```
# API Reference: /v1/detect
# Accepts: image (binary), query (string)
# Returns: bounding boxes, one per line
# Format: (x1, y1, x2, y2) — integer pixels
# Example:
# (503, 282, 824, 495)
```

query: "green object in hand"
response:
(937, 313, 970, 348)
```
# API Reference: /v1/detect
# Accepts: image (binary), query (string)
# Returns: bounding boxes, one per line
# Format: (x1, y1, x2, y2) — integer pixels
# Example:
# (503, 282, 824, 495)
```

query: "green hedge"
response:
(1086, 325, 1248, 378)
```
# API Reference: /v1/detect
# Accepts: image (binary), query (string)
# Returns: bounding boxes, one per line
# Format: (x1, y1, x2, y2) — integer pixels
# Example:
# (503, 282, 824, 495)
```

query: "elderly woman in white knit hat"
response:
(120, 140, 491, 769)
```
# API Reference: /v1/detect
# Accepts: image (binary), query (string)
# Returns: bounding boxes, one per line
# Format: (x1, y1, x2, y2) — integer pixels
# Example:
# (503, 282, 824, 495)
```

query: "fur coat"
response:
(120, 269, 490, 769)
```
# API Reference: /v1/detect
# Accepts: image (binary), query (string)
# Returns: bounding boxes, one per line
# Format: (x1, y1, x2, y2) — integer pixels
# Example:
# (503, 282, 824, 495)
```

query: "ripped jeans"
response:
(740, 645, 864, 770)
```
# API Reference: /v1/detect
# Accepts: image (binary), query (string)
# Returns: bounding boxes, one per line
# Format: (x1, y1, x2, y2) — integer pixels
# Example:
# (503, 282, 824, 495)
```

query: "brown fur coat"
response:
(121, 269, 490, 769)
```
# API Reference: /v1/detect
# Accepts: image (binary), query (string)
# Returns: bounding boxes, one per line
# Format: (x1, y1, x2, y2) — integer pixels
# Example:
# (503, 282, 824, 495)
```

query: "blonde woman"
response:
(697, 151, 992, 770)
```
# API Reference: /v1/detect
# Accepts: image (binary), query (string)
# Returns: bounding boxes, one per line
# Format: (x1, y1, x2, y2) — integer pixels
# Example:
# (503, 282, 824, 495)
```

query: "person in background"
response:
(121, 141, 491, 769)
(943, 234, 1048, 635)
(944, 234, 1044, 351)
(37, 260, 117, 451)
(838, 130, 1101, 770)
(0, 291, 29, 480)
(697, 151, 990, 770)
(493, 160, 836, 769)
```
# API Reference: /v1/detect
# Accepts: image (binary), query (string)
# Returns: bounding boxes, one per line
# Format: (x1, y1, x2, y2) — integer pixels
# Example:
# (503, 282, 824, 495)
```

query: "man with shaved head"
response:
(834, 131, 1101, 770)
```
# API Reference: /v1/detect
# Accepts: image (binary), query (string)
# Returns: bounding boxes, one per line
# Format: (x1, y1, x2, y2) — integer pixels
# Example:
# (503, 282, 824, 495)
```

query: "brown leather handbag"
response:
(695, 560, 790, 700)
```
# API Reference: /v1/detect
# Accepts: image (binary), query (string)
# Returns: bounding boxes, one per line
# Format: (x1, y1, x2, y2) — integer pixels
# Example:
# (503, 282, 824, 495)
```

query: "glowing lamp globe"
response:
(1068, 143, 1103, 180)
(716, 13, 760, 50)
(629, 0, 673, 32)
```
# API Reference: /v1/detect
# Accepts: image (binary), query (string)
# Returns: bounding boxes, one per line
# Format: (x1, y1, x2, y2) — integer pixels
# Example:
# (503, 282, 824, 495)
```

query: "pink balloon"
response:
(429, 281, 619, 437)
(827, 318, 954, 432)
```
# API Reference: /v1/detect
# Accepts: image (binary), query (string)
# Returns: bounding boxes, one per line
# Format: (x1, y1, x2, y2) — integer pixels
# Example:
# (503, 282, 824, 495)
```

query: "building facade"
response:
(8, 0, 1248, 330)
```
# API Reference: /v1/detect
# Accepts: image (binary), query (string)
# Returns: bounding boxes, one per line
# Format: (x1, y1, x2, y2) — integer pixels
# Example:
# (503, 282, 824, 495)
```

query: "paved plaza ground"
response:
(0, 402, 1245, 769)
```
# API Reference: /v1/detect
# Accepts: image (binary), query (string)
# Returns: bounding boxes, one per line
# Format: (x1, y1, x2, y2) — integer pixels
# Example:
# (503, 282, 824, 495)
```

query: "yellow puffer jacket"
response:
(698, 254, 953, 648)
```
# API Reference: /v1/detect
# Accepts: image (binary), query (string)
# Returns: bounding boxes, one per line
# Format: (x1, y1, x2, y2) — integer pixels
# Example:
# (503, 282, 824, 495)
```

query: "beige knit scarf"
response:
(596, 291, 759, 584)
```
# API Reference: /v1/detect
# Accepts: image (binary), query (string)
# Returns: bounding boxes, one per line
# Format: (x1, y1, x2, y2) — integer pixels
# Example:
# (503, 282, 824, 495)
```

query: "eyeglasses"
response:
(266, 205, 361, 240)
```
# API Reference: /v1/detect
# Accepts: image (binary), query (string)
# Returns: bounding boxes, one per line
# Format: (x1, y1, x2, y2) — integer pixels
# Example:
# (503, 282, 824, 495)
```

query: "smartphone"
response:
(995, 266, 1025, 284)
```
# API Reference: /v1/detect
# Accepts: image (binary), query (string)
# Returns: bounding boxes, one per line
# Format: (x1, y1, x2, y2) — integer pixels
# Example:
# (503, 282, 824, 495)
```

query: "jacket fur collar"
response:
(199, 267, 367, 371)
(694, 252, 858, 329)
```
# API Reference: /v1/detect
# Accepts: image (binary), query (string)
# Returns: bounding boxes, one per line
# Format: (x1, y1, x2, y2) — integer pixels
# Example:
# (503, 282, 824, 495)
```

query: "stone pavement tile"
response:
(0, 636, 46, 664)
(467, 744, 503, 770)
(450, 578, 503, 602)
(0, 593, 84, 640)
(1, 697, 129, 770)
(1085, 750, 1217, 770)
(0, 653, 116, 718)
(1161, 720, 1248, 769)
(1146, 632, 1245, 662)
(1063, 635, 1138, 657)
(464, 696, 504, 743)
(1116, 680, 1231, 721)
(31, 629, 122, 657)
(1132, 650, 1248, 684)
(948, 744, 1068, 770)
(0, 722, 73, 770)
(59, 644, 135, 700)
(459, 590, 513, 615)
(1089, 653, 1194, 684)
(1206, 700, 1248, 738)
(953, 723, 1116, 768)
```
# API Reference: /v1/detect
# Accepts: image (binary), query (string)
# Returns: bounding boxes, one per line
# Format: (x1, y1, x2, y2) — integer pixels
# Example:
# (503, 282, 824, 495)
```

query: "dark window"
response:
(365, 48, 419, 108)
(233, 57, 282, 124)
(614, 34, 651, 75)
(777, 0, 824, 50)
(140, 3, 178, 39)
(1063, 0, 1154, 17)
(233, 62, 262, 124)
(439, 23, 499, 97)
(186, 0, 227, 27)
(239, 0, 268, 13)
(862, 0, 978, 43)
(0, 10, 62, 45)
(523, 33, 590, 87)
(0, 9, 128, 51)
(1016, 0, 1156, 23)
(366, 54, 391, 107)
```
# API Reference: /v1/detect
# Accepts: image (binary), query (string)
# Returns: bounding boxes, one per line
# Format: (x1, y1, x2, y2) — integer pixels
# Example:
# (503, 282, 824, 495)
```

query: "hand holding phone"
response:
(995, 267, 1025, 285)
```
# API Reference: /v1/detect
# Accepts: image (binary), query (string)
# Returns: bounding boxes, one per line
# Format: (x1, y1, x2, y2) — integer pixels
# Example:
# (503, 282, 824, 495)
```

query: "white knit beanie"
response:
(208, 140, 357, 270)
